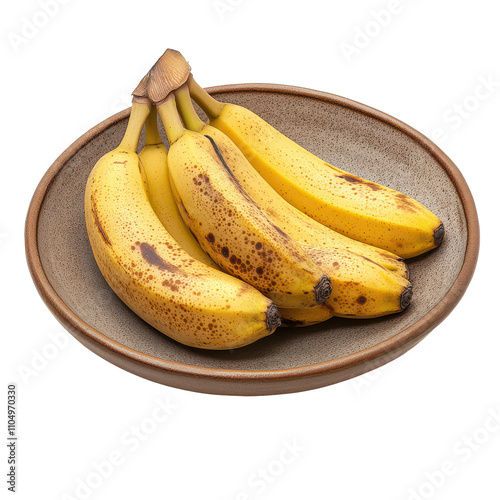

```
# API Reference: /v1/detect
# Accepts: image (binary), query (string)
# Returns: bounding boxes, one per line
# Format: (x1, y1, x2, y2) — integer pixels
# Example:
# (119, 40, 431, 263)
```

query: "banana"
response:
(280, 242, 415, 322)
(138, 108, 218, 269)
(154, 93, 331, 309)
(303, 245, 412, 318)
(175, 85, 408, 279)
(187, 75, 444, 259)
(139, 104, 335, 326)
(85, 99, 281, 350)
(266, 243, 412, 322)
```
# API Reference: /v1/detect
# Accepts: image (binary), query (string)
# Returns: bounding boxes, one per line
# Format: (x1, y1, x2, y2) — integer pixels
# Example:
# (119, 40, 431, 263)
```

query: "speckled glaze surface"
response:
(25, 84, 479, 396)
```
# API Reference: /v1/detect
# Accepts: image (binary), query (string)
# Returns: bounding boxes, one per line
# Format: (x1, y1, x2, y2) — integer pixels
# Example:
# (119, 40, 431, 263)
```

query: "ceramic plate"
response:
(25, 84, 479, 395)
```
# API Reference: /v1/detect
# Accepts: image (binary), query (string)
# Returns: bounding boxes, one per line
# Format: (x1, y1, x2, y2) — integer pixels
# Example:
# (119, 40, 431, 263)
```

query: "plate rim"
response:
(25, 83, 480, 395)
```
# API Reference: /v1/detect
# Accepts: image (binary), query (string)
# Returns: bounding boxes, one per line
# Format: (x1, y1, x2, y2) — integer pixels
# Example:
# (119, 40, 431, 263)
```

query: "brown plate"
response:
(25, 84, 479, 396)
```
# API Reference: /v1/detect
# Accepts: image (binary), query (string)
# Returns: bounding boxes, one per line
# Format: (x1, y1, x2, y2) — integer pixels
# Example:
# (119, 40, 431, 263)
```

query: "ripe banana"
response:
(303, 245, 412, 318)
(280, 243, 411, 319)
(187, 76, 444, 259)
(139, 105, 335, 326)
(280, 243, 414, 322)
(175, 85, 408, 279)
(154, 94, 331, 309)
(85, 100, 281, 349)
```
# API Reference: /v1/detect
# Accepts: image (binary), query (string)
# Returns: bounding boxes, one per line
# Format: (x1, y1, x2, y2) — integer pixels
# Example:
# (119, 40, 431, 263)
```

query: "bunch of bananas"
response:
(85, 49, 444, 350)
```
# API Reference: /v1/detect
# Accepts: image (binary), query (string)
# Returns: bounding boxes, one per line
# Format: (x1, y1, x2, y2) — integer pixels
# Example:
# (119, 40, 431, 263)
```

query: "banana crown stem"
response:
(188, 75, 225, 120)
(144, 106, 163, 146)
(157, 94, 187, 145)
(175, 84, 206, 132)
(119, 101, 151, 151)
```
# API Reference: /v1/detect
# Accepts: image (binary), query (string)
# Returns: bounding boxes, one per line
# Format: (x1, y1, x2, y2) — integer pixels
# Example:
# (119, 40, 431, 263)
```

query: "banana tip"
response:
(400, 285, 413, 310)
(266, 303, 282, 332)
(314, 275, 332, 304)
(433, 223, 445, 247)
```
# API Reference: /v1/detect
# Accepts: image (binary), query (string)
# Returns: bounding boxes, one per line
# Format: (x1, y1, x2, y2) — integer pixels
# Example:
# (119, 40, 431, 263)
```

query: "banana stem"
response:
(188, 75, 225, 120)
(175, 84, 206, 132)
(157, 94, 186, 145)
(145, 106, 162, 146)
(119, 100, 151, 151)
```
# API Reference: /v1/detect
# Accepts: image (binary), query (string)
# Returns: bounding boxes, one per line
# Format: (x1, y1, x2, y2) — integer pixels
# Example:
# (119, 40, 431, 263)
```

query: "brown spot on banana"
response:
(338, 174, 380, 191)
(90, 194, 111, 246)
(338, 174, 361, 183)
(162, 279, 179, 292)
(204, 135, 261, 207)
(270, 222, 289, 239)
(361, 255, 388, 271)
(394, 193, 419, 213)
(139, 243, 181, 274)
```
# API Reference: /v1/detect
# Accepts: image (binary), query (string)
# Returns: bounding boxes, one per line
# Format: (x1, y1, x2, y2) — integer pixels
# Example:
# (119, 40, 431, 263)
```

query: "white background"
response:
(2, 0, 499, 499)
